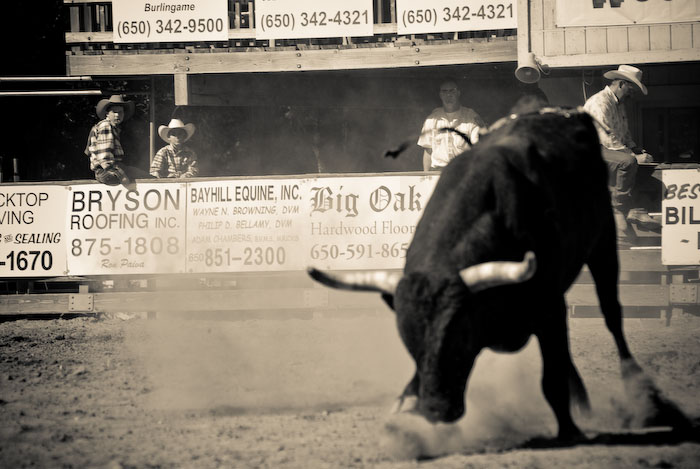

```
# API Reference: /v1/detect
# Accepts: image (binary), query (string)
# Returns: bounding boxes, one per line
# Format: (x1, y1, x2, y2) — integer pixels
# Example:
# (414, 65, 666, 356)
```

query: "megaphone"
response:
(515, 52, 548, 84)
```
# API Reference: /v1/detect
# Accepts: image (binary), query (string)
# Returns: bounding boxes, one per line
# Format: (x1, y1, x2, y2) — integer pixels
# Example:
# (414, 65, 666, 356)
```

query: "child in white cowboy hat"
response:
(150, 118, 199, 178)
(84, 94, 151, 186)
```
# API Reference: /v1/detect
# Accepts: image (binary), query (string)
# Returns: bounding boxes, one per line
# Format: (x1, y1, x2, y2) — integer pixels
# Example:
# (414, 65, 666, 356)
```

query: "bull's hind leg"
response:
(585, 226, 635, 364)
(536, 299, 585, 441)
(587, 224, 690, 430)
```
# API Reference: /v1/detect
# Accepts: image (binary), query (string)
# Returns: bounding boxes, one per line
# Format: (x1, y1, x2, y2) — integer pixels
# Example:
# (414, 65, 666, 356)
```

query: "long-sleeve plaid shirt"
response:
(85, 119, 124, 170)
(150, 144, 199, 178)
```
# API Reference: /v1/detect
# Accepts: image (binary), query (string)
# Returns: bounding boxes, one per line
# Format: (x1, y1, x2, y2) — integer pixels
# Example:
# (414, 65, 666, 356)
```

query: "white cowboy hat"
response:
(96, 95, 135, 120)
(158, 118, 196, 143)
(604, 65, 648, 95)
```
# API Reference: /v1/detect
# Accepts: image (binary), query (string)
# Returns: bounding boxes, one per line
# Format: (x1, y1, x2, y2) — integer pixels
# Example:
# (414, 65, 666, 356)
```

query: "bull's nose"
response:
(420, 399, 464, 423)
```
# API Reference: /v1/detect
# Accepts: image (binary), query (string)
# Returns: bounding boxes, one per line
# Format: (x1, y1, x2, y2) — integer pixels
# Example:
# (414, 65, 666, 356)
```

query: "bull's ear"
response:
(381, 293, 395, 312)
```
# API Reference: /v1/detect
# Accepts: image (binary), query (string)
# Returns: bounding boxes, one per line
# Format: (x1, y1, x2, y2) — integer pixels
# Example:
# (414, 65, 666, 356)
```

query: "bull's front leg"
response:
(536, 302, 586, 442)
(390, 372, 419, 414)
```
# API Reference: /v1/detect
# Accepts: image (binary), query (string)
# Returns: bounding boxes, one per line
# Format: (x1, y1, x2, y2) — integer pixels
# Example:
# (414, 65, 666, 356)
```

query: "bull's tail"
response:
(384, 127, 473, 159)
(307, 267, 401, 296)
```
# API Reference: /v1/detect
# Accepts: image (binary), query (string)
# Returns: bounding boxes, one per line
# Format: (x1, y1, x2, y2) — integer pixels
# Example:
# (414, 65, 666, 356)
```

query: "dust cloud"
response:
(125, 315, 695, 461)
(379, 319, 699, 460)
(381, 339, 553, 459)
(128, 314, 555, 459)
(125, 315, 413, 414)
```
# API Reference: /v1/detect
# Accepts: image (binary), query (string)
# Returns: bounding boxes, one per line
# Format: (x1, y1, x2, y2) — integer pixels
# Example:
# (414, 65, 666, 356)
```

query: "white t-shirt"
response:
(418, 106, 485, 168)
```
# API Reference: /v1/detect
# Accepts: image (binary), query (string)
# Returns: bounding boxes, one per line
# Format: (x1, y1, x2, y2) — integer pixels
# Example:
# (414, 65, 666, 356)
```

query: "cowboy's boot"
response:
(613, 209, 635, 249)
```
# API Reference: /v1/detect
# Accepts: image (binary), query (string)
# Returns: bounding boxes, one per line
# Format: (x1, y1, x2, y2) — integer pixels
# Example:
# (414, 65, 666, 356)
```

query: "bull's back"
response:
(406, 110, 609, 286)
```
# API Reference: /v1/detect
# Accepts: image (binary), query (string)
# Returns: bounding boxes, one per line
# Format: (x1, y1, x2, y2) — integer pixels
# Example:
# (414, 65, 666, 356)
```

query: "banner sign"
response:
(303, 174, 437, 270)
(662, 169, 700, 265)
(186, 179, 304, 273)
(66, 183, 188, 275)
(254, 0, 374, 40)
(186, 174, 438, 271)
(0, 187, 68, 277)
(112, 0, 229, 43)
(0, 174, 441, 277)
(556, 0, 700, 28)
(3, 169, 697, 275)
(396, 0, 517, 35)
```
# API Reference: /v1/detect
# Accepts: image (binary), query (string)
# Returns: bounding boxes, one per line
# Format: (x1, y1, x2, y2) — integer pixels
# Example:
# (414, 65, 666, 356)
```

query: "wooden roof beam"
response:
(66, 39, 518, 76)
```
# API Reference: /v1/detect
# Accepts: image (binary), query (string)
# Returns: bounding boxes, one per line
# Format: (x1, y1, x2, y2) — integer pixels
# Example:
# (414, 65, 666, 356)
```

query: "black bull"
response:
(308, 109, 689, 440)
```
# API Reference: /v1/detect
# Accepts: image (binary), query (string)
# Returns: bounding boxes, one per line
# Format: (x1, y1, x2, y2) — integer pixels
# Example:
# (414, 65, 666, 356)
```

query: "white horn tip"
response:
(523, 251, 537, 278)
(460, 250, 538, 292)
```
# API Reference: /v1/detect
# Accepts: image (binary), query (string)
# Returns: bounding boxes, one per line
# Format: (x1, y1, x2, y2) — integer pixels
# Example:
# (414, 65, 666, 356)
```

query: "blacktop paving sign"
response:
(0, 187, 69, 277)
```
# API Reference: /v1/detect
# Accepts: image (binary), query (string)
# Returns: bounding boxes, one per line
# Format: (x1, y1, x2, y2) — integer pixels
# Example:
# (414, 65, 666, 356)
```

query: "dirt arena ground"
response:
(1, 311, 699, 468)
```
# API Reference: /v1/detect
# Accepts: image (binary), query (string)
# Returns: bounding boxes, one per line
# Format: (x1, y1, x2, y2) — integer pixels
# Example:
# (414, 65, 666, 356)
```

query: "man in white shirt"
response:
(584, 65, 659, 245)
(418, 79, 486, 171)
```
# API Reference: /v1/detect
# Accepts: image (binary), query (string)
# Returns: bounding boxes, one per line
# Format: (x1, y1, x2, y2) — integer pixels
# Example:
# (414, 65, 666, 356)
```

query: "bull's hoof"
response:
(641, 394, 692, 431)
(524, 431, 588, 449)
(390, 395, 418, 414)
(621, 366, 692, 431)
(382, 413, 463, 460)
(557, 426, 588, 445)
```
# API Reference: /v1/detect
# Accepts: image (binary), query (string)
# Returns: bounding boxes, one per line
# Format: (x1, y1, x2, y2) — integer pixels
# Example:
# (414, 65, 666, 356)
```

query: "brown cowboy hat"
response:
(158, 118, 196, 143)
(604, 65, 648, 95)
(96, 95, 135, 120)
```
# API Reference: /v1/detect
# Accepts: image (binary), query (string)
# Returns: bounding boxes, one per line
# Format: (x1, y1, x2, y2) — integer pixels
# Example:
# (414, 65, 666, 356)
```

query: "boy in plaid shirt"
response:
(150, 118, 199, 178)
(85, 95, 150, 186)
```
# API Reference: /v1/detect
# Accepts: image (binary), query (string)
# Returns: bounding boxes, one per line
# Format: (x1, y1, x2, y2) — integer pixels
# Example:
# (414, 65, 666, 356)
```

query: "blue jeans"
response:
(94, 163, 152, 186)
(601, 146, 637, 212)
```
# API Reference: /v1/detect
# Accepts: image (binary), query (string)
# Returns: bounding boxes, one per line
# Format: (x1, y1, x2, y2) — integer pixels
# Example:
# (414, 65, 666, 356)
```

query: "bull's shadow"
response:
(406, 421, 700, 462)
(519, 418, 700, 450)
(386, 416, 700, 462)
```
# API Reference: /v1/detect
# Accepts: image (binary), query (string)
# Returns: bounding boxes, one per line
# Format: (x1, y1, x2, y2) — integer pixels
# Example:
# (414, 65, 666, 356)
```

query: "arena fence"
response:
(0, 170, 698, 324)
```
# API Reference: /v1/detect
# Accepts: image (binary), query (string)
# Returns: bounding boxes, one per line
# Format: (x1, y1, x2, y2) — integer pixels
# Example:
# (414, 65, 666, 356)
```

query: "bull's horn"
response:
(459, 251, 537, 292)
(307, 268, 401, 295)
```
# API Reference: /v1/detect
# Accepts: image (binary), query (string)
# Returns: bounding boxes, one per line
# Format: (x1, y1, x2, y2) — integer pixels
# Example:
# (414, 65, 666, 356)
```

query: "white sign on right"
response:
(556, 0, 700, 28)
(662, 169, 700, 265)
(396, 0, 516, 35)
